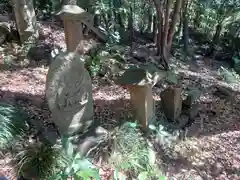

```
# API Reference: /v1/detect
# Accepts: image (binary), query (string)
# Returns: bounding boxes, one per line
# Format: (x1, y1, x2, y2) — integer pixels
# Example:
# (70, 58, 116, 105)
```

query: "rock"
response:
(211, 162, 224, 176)
(160, 86, 182, 121)
(45, 52, 94, 136)
(77, 126, 108, 156)
(0, 22, 11, 45)
(29, 97, 45, 108)
(183, 87, 201, 107)
(27, 44, 52, 62)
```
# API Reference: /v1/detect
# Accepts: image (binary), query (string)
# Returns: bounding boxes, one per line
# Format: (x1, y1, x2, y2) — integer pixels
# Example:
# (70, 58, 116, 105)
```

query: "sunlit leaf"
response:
(137, 171, 148, 180)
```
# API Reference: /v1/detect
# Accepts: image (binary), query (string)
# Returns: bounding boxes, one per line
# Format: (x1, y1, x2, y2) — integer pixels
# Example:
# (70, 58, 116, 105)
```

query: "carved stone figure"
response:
(45, 52, 94, 136)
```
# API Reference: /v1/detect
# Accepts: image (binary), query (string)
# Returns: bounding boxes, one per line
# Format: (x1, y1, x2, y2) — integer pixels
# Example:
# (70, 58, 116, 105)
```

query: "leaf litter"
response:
(0, 22, 239, 180)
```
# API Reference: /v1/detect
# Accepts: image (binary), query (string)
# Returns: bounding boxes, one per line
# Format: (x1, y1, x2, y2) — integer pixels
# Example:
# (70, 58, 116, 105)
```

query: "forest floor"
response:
(0, 22, 240, 180)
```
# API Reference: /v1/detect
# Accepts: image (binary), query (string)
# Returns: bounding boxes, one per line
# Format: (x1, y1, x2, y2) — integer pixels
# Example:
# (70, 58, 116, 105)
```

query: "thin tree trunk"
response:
(182, 0, 189, 55)
(167, 0, 182, 48)
(153, 0, 163, 55)
(128, 6, 134, 52)
(153, 15, 157, 43)
(147, 8, 153, 32)
(209, 23, 222, 58)
(162, 0, 172, 46)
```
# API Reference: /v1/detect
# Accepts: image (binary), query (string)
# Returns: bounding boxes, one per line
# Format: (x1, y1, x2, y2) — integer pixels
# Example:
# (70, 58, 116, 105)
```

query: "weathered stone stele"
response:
(12, 0, 38, 43)
(57, 5, 86, 53)
(45, 52, 94, 136)
(57, 5, 105, 54)
(160, 86, 182, 121)
(116, 65, 167, 130)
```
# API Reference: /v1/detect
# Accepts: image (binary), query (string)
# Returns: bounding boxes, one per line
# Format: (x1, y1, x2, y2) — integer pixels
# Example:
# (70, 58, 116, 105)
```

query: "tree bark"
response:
(153, 0, 182, 69)
(167, 0, 182, 49)
(208, 23, 223, 58)
(153, 15, 157, 43)
(128, 6, 134, 42)
(153, 0, 163, 55)
(147, 8, 153, 33)
(162, 0, 173, 46)
(182, 0, 189, 55)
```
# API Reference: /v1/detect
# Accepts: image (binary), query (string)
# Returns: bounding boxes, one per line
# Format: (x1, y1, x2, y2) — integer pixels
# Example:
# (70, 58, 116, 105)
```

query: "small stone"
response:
(211, 162, 224, 176)
(29, 97, 44, 108)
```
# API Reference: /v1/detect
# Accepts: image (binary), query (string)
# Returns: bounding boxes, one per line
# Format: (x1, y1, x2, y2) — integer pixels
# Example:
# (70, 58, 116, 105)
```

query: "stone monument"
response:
(12, 0, 38, 43)
(57, 5, 106, 54)
(45, 52, 94, 136)
(116, 65, 167, 130)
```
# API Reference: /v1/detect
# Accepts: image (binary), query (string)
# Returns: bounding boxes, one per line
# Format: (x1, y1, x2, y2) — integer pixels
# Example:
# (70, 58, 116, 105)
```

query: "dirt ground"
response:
(0, 22, 239, 180)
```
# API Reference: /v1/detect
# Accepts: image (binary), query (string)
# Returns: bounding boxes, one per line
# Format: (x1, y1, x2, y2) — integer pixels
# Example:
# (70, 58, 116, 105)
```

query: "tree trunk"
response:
(147, 8, 153, 33)
(153, 0, 182, 70)
(182, 0, 189, 55)
(128, 6, 134, 43)
(153, 0, 163, 56)
(167, 0, 182, 50)
(162, 0, 172, 47)
(208, 23, 223, 58)
(153, 15, 157, 43)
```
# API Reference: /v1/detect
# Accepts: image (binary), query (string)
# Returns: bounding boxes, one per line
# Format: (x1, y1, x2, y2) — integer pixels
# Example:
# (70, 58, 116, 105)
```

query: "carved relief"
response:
(45, 52, 94, 135)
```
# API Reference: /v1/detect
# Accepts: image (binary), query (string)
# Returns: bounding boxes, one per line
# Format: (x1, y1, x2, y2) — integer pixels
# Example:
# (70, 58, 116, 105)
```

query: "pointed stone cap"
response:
(57, 5, 92, 21)
(116, 64, 167, 87)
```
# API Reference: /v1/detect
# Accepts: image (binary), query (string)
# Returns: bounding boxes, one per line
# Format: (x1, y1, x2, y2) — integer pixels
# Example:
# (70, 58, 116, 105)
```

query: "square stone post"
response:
(57, 5, 87, 54)
(115, 66, 166, 130)
(62, 18, 84, 53)
(128, 84, 155, 130)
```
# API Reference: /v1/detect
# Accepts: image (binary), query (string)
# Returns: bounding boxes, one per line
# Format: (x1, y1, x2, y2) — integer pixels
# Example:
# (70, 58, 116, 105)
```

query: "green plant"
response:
(15, 142, 67, 179)
(49, 136, 100, 180)
(110, 122, 163, 179)
(0, 102, 28, 149)
(85, 53, 102, 77)
(15, 135, 100, 180)
(218, 66, 240, 83)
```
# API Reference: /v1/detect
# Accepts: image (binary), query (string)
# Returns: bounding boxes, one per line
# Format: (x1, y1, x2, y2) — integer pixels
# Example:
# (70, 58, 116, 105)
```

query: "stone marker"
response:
(116, 65, 167, 130)
(45, 52, 94, 136)
(57, 5, 86, 53)
(12, 0, 38, 43)
(160, 86, 182, 121)
(57, 5, 106, 54)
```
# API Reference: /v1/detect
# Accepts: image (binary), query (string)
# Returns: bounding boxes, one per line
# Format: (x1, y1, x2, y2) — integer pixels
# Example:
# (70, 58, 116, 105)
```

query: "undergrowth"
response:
(0, 102, 28, 149)
(0, 102, 168, 179)
(109, 122, 165, 179)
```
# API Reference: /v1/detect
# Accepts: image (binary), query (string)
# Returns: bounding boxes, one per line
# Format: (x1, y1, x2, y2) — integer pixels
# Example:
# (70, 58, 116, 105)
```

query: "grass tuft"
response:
(109, 122, 160, 178)
(15, 142, 67, 179)
(0, 102, 29, 149)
